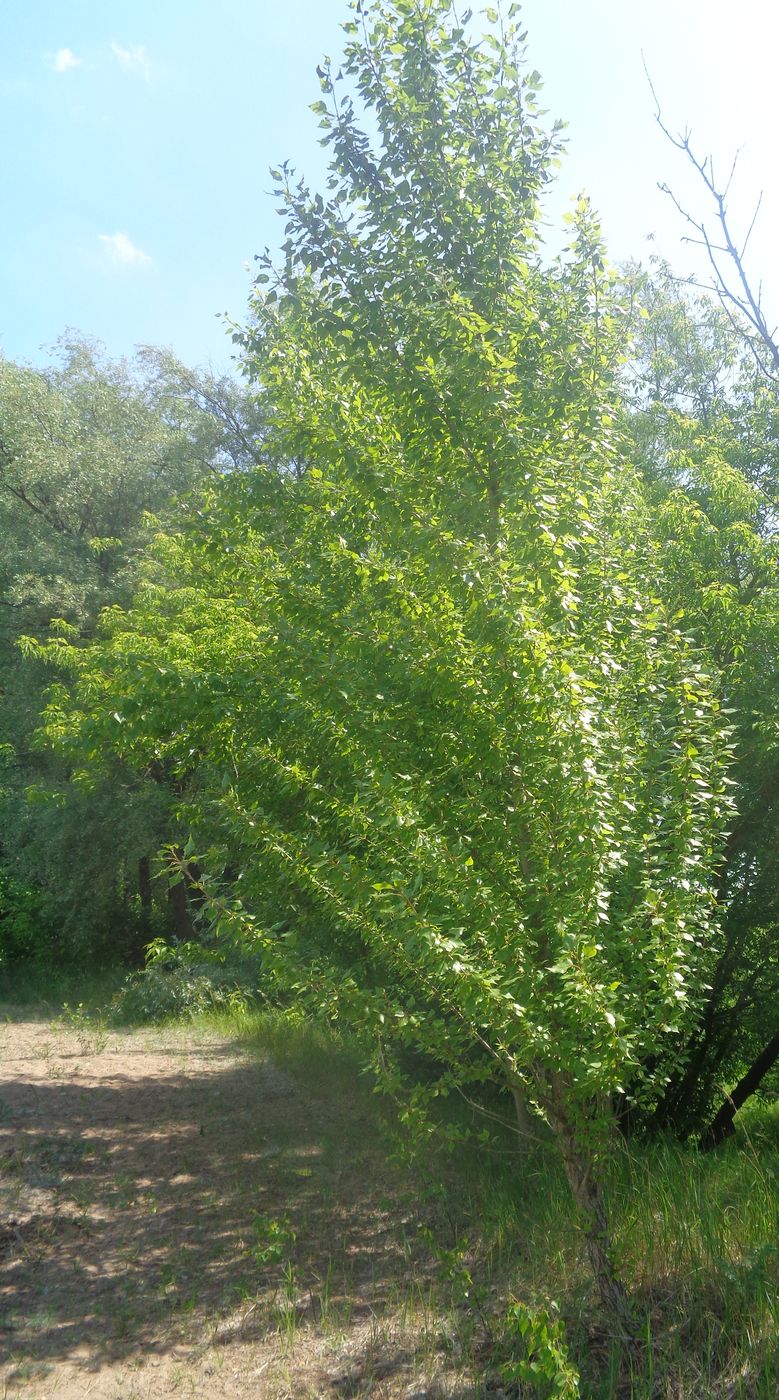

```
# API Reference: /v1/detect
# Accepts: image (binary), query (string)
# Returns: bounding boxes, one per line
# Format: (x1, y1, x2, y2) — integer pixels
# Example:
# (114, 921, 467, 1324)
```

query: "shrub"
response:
(109, 941, 263, 1024)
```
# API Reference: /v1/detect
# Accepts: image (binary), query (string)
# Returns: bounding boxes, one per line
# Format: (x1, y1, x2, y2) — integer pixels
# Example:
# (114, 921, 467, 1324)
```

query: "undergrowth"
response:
(107, 939, 264, 1024)
(0, 962, 126, 1016)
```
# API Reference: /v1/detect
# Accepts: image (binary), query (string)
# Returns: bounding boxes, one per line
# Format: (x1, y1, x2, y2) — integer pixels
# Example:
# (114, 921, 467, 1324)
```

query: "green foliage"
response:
(0, 334, 222, 635)
(34, 0, 726, 1218)
(110, 964, 252, 1024)
(248, 1213, 296, 1268)
(28, 0, 734, 1315)
(1, 778, 170, 967)
(0, 867, 52, 965)
(0, 335, 259, 968)
(54, 1001, 110, 1054)
(498, 1298, 580, 1397)
(109, 940, 263, 1024)
(622, 262, 779, 1133)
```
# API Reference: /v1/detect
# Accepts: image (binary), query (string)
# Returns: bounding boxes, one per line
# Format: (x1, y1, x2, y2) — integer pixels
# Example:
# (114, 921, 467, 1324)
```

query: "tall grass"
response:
(200, 1004, 779, 1397)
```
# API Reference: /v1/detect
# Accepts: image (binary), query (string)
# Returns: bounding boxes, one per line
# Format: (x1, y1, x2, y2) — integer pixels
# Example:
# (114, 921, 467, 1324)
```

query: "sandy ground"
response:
(0, 1014, 470, 1400)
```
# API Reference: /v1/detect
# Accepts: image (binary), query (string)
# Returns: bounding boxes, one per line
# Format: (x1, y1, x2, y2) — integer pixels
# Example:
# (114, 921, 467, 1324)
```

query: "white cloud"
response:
(52, 48, 81, 74)
(110, 41, 151, 80)
(98, 233, 152, 268)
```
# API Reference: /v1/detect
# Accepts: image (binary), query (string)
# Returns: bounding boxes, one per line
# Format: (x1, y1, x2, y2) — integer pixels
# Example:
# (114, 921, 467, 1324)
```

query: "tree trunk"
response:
(558, 1131, 635, 1333)
(653, 935, 744, 1133)
(545, 1081, 636, 1337)
(184, 860, 206, 911)
(138, 856, 152, 918)
(701, 1029, 779, 1149)
(654, 1028, 713, 1131)
(512, 1086, 536, 1138)
(167, 879, 195, 941)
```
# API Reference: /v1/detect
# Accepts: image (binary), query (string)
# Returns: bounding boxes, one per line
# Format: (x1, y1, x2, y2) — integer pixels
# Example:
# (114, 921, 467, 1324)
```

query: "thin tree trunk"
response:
(701, 1029, 779, 1149)
(512, 1086, 536, 1137)
(138, 856, 152, 919)
(653, 936, 744, 1131)
(545, 1081, 636, 1336)
(654, 1028, 714, 1130)
(558, 1129, 635, 1333)
(184, 860, 206, 911)
(165, 846, 201, 941)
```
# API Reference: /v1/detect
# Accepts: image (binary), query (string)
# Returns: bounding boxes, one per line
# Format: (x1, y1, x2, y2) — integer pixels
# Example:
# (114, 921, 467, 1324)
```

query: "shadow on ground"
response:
(0, 1022, 447, 1393)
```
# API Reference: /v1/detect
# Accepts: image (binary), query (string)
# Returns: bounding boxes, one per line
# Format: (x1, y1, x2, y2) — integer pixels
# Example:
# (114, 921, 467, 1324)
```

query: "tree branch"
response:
(646, 64, 779, 382)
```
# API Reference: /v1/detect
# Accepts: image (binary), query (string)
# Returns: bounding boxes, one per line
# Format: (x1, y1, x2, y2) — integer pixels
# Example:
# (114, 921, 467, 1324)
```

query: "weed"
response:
(274, 1259, 300, 1350)
(249, 1212, 296, 1268)
(496, 1298, 580, 1397)
(111, 1172, 139, 1209)
(54, 1002, 109, 1054)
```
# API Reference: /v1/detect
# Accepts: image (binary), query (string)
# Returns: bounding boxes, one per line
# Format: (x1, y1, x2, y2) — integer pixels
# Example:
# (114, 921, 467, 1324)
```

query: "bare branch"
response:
(646, 63, 779, 382)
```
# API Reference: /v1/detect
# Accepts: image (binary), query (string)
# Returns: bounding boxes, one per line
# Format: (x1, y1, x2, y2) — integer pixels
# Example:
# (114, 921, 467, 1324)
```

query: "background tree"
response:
(0, 334, 261, 965)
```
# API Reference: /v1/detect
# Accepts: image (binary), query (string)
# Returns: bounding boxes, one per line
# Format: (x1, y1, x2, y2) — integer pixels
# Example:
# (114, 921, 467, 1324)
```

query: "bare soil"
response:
(0, 1014, 472, 1399)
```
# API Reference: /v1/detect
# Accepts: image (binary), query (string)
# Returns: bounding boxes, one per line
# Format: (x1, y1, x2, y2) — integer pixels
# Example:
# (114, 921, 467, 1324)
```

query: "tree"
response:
(135, 345, 271, 474)
(38, 1, 732, 1323)
(649, 87, 779, 383)
(0, 335, 255, 963)
(622, 263, 779, 1140)
(640, 115, 779, 1140)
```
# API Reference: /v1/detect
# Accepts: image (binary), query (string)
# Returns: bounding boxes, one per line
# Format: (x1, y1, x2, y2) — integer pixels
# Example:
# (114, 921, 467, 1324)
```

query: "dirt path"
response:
(0, 1014, 465, 1399)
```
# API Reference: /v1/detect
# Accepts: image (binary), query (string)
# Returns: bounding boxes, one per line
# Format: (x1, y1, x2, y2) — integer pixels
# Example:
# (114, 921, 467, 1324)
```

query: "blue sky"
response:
(2, 1, 777, 373)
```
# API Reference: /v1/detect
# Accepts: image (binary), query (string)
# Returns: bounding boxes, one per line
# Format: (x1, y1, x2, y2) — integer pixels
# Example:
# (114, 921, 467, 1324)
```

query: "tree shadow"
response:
(0, 1026, 433, 1387)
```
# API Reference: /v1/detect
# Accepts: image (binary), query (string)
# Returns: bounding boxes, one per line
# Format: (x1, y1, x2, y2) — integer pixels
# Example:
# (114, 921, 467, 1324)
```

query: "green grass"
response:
(189, 1004, 779, 1398)
(0, 961, 126, 1017)
(206, 1004, 371, 1099)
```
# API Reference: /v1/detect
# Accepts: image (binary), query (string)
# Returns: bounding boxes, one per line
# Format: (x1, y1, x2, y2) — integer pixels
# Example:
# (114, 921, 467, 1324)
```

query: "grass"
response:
(2, 970, 777, 1396)
(0, 961, 126, 1017)
(194, 1003, 779, 1398)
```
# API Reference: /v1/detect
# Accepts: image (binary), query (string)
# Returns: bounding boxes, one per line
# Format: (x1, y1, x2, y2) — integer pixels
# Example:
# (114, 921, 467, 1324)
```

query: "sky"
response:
(1, 1, 777, 375)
